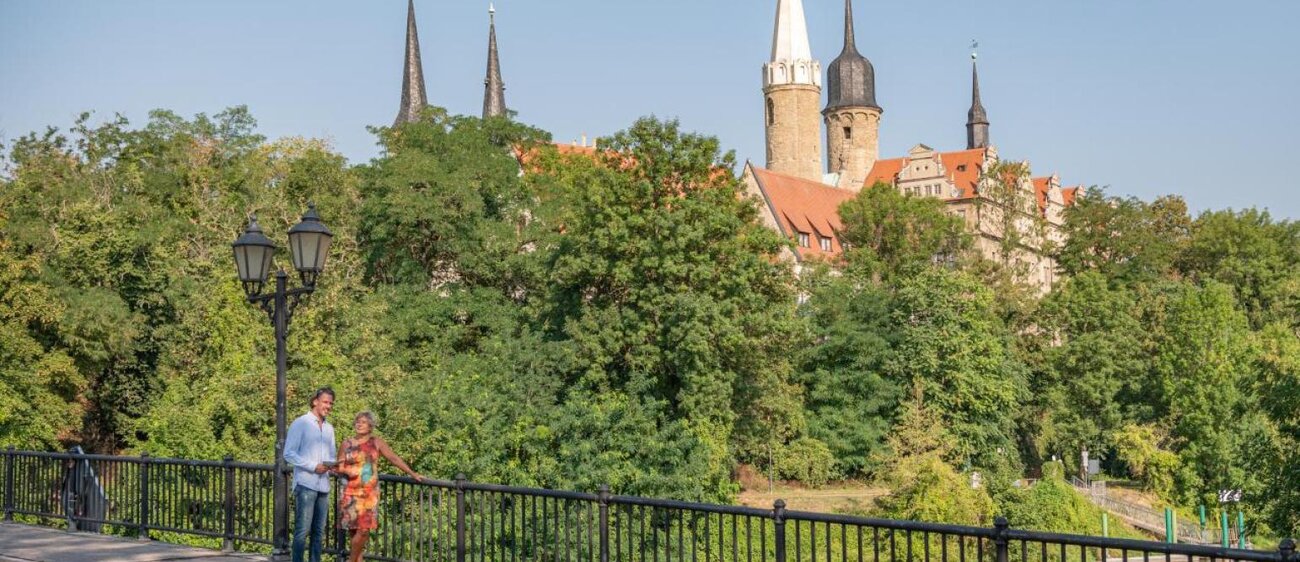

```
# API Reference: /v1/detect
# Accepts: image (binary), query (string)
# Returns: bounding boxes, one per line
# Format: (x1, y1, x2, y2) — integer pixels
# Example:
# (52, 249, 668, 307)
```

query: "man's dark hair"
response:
(309, 387, 335, 408)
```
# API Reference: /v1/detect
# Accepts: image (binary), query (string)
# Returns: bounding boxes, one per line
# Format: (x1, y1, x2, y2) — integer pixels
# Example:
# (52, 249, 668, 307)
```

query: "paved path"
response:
(0, 523, 265, 562)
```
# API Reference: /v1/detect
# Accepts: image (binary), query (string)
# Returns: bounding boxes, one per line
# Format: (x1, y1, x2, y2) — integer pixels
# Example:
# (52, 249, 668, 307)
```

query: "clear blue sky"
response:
(2, 0, 1298, 218)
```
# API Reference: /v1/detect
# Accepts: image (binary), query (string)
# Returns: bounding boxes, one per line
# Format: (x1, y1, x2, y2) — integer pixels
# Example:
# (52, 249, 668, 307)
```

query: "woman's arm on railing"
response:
(375, 438, 425, 482)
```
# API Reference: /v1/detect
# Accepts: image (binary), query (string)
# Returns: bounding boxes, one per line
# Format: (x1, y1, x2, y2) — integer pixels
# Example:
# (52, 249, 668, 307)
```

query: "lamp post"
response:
(231, 204, 333, 560)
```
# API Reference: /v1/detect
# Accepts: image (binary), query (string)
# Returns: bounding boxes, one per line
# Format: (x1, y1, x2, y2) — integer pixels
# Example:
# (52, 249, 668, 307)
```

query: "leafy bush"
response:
(997, 461, 1141, 537)
(875, 454, 995, 525)
(771, 436, 837, 487)
(1111, 424, 1181, 499)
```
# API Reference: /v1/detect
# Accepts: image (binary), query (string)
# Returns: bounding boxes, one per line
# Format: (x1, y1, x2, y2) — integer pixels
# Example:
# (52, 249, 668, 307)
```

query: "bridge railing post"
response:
(455, 473, 466, 562)
(66, 449, 79, 532)
(3, 446, 14, 522)
(994, 516, 1010, 562)
(138, 452, 151, 541)
(773, 499, 787, 562)
(1280, 538, 1296, 562)
(598, 485, 610, 562)
(223, 455, 235, 552)
(333, 474, 346, 562)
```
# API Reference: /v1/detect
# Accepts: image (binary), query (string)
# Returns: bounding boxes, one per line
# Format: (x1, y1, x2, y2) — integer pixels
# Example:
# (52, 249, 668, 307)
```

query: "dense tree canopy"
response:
(1, 109, 1297, 536)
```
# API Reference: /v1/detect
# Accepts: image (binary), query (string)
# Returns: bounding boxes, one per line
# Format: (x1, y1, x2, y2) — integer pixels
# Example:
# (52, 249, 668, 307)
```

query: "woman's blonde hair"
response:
(354, 410, 377, 429)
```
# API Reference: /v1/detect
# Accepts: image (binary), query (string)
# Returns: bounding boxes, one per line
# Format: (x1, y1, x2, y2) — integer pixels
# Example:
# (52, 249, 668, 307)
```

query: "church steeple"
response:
(823, 0, 881, 191)
(482, 4, 507, 119)
(966, 53, 990, 149)
(394, 0, 428, 127)
(768, 0, 816, 79)
(762, 0, 823, 182)
(824, 0, 878, 112)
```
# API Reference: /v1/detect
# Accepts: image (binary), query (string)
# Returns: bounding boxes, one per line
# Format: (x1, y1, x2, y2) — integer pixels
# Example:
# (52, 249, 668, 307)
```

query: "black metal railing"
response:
(2, 448, 1296, 562)
(2, 448, 277, 551)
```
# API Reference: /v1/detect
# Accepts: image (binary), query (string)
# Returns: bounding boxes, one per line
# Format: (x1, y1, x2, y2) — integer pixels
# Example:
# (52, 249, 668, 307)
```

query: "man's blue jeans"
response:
(292, 484, 331, 562)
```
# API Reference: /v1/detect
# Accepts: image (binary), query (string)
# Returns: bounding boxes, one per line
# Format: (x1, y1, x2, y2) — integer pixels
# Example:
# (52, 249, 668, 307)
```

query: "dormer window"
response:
(798, 232, 810, 248)
(820, 236, 832, 251)
(957, 165, 967, 172)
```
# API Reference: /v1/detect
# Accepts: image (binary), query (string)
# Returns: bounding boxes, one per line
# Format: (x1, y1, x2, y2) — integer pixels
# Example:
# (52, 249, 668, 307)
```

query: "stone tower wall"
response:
(824, 107, 880, 191)
(764, 84, 823, 182)
(967, 122, 989, 150)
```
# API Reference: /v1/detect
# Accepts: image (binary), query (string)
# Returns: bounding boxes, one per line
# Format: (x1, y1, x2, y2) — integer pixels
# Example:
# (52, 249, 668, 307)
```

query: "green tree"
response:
(1148, 281, 1261, 506)
(885, 268, 1026, 468)
(1056, 190, 1190, 285)
(1030, 272, 1146, 469)
(875, 393, 994, 525)
(0, 208, 87, 447)
(794, 268, 899, 477)
(0, 107, 378, 457)
(1177, 208, 1300, 328)
(537, 117, 804, 500)
(836, 182, 970, 279)
(1111, 424, 1181, 499)
(1251, 322, 1300, 535)
(356, 109, 551, 293)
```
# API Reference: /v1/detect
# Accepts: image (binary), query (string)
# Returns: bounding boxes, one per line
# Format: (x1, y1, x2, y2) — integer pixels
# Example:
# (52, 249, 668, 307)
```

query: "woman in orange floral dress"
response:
(336, 411, 425, 562)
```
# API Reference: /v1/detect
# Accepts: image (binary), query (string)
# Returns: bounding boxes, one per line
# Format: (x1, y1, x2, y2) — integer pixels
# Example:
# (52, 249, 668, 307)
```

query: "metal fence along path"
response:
(1, 448, 1295, 562)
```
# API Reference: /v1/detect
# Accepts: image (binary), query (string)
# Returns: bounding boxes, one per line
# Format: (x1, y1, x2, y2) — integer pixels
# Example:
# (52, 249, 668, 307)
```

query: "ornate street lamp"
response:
(231, 204, 333, 559)
(287, 204, 333, 288)
(231, 216, 277, 296)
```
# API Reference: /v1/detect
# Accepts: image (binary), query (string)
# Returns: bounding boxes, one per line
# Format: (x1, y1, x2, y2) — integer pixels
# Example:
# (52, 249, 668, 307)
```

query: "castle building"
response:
(742, 0, 1080, 291)
(390, 0, 1078, 291)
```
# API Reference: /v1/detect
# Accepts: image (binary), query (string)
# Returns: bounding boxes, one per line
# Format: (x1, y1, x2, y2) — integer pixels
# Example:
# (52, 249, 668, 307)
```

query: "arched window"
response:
(766, 98, 775, 126)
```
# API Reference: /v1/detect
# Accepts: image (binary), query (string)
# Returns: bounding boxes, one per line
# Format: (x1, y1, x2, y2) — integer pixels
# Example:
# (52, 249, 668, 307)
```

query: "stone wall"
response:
(764, 84, 824, 182)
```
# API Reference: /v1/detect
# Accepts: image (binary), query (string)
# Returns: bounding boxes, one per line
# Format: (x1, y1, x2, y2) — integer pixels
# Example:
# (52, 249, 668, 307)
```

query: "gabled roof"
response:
(863, 158, 904, 187)
(1061, 186, 1080, 206)
(750, 165, 855, 260)
(1032, 176, 1054, 214)
(864, 147, 988, 199)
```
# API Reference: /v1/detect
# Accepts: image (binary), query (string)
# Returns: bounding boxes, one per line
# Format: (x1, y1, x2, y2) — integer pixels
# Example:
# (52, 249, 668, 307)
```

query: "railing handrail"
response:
(2, 448, 1293, 562)
(301, 454, 1292, 559)
(1072, 476, 1250, 547)
(8, 449, 273, 471)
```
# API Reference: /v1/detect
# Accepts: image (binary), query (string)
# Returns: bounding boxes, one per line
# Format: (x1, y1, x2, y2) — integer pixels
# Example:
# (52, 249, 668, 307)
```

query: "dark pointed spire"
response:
(482, 4, 507, 119)
(842, 0, 856, 52)
(824, 0, 879, 113)
(966, 53, 990, 149)
(394, 0, 428, 126)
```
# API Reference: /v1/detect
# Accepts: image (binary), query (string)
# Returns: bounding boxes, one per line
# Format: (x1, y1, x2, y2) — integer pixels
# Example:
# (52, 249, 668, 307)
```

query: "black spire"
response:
(482, 4, 507, 119)
(824, 0, 879, 114)
(394, 0, 428, 126)
(966, 54, 990, 149)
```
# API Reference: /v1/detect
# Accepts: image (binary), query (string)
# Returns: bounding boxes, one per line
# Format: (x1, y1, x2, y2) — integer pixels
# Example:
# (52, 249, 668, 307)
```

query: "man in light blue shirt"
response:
(283, 387, 337, 562)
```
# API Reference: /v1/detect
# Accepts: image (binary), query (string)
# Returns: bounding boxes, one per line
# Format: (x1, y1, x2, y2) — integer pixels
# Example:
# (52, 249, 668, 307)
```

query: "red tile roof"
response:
(1061, 186, 1080, 206)
(863, 158, 904, 188)
(751, 166, 856, 260)
(1033, 176, 1052, 214)
(555, 143, 598, 156)
(863, 148, 988, 199)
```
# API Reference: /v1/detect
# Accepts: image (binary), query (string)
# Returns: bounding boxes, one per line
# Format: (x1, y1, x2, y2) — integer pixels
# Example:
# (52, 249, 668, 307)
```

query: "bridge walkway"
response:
(0, 522, 264, 562)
